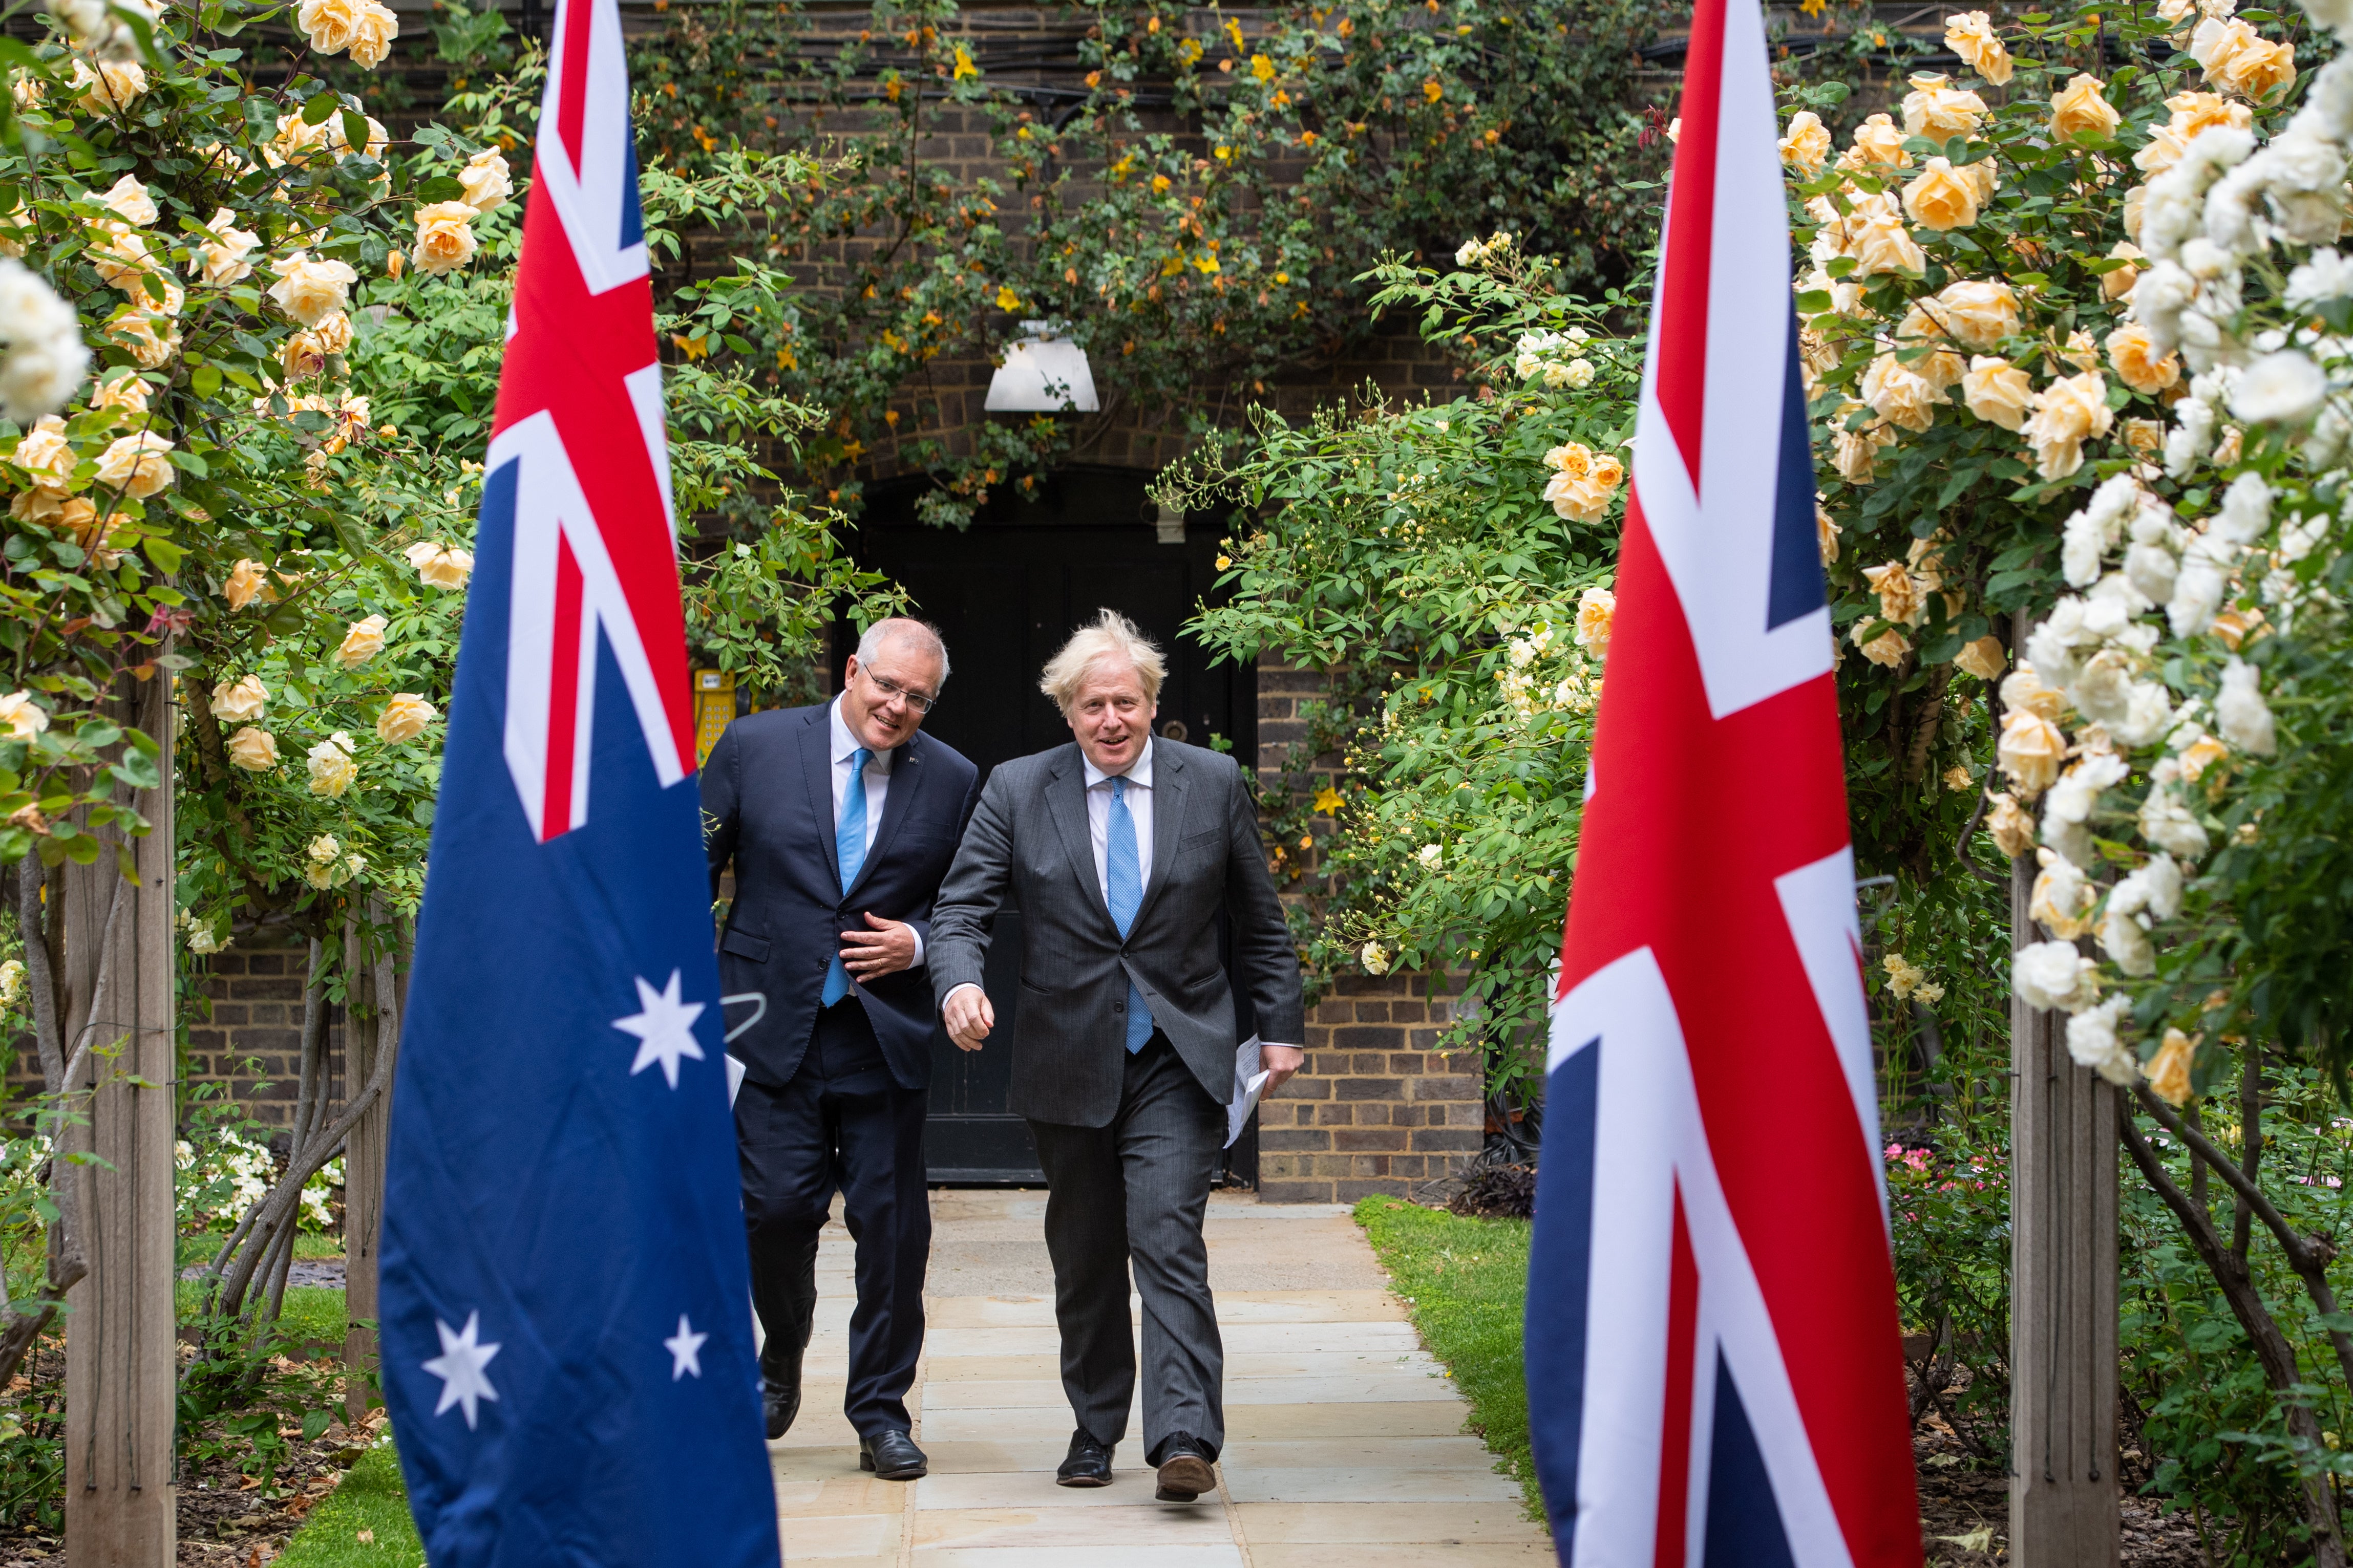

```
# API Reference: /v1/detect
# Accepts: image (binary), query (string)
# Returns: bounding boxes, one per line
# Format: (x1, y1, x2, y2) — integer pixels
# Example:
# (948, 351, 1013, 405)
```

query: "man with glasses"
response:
(702, 617, 978, 1481)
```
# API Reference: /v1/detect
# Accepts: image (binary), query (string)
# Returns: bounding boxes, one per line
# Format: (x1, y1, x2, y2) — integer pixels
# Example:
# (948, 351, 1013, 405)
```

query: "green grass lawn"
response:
(275, 1444, 426, 1567)
(1352, 1194, 1542, 1520)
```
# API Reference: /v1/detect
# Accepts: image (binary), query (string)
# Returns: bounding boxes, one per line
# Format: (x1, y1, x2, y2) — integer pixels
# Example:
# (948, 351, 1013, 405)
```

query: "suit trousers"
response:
(1028, 1034, 1227, 1465)
(736, 999, 930, 1436)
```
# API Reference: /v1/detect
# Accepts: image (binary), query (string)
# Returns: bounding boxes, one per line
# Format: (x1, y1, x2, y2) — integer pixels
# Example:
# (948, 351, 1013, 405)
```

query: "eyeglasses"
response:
(860, 667, 938, 715)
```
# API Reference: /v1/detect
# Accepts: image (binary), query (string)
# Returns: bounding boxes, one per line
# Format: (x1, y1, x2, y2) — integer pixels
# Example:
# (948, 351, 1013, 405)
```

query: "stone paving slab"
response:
(771, 1189, 1550, 1565)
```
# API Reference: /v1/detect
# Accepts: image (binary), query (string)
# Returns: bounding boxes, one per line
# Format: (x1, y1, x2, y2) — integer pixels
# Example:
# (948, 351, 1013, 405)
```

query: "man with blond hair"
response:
(930, 609, 1304, 1502)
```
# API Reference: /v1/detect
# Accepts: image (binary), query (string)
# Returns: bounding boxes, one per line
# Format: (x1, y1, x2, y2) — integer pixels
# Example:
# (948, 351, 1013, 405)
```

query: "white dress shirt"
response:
(831, 697, 922, 964)
(1083, 738, 1154, 908)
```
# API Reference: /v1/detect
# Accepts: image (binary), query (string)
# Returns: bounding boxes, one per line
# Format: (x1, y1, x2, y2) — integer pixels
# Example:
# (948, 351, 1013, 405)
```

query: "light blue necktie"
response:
(821, 747, 872, 1007)
(1106, 776, 1153, 1053)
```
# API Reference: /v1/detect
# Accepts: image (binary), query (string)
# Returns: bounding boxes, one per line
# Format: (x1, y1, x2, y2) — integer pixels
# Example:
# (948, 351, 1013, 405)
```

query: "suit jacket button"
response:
(1112, 1000, 1125, 1012)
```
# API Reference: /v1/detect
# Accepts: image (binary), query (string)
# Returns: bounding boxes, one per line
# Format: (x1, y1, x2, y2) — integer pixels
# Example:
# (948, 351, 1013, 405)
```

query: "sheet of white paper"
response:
(1226, 1035, 1271, 1149)
(726, 1053, 747, 1107)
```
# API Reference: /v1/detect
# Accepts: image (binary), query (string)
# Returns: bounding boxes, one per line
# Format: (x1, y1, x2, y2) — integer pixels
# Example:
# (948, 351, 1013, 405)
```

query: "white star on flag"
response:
(613, 970, 707, 1088)
(422, 1311, 501, 1430)
(664, 1314, 709, 1381)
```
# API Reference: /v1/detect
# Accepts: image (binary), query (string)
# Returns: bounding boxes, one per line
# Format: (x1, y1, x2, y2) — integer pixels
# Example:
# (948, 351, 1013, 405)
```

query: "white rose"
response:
(2229, 350, 2327, 425)
(2065, 995, 2140, 1083)
(2139, 770, 2212, 859)
(306, 732, 358, 797)
(2016, 939, 2102, 1013)
(2215, 657, 2277, 754)
(0, 690, 49, 742)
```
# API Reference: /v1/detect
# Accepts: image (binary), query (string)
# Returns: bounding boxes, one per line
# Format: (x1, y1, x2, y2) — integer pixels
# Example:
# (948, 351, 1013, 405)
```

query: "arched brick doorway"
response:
(838, 465, 1261, 1184)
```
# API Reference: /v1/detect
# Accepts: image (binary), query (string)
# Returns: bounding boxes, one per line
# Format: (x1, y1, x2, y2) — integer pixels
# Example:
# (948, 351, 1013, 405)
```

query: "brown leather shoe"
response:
(1152, 1432, 1215, 1502)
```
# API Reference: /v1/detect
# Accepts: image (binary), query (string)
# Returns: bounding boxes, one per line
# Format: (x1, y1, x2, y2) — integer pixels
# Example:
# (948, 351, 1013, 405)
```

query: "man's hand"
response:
(1262, 1044, 1304, 1092)
(943, 985, 993, 1052)
(840, 913, 917, 980)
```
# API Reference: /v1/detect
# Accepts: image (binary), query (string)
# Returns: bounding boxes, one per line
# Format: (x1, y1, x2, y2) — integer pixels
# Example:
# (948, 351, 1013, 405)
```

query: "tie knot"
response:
(1111, 775, 1127, 802)
(850, 747, 872, 773)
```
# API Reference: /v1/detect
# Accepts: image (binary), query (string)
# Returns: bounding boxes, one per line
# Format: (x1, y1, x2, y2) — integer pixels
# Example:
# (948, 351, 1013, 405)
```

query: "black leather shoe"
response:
(1056, 1428, 1115, 1488)
(1152, 1431, 1216, 1502)
(859, 1428, 929, 1480)
(761, 1379, 799, 1441)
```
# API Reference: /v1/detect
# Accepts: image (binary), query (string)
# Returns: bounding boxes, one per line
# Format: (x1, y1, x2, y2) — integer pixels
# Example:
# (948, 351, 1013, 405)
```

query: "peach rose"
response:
(1832, 405, 1897, 484)
(1998, 707, 2067, 795)
(1955, 635, 2007, 681)
(348, 0, 399, 68)
(1944, 11, 2013, 85)
(267, 252, 358, 327)
(1962, 355, 2033, 430)
(93, 431, 174, 499)
(376, 692, 437, 743)
(2102, 241, 2144, 300)
(1986, 792, 2036, 856)
(412, 202, 480, 276)
(404, 540, 475, 589)
(1861, 354, 1943, 433)
(10, 415, 73, 488)
(2106, 323, 2181, 396)
(223, 558, 274, 610)
(1863, 561, 1928, 625)
(226, 726, 279, 771)
(2022, 371, 2115, 480)
(2050, 73, 2123, 139)
(1930, 278, 2020, 350)
(1848, 213, 1926, 278)
(209, 674, 269, 722)
(1852, 624, 1913, 667)
(460, 149, 513, 213)
(2144, 1028, 2198, 1105)
(2192, 18, 2296, 100)
(336, 613, 388, 668)
(1902, 157, 1981, 231)
(1839, 113, 1913, 171)
(1901, 74, 1988, 140)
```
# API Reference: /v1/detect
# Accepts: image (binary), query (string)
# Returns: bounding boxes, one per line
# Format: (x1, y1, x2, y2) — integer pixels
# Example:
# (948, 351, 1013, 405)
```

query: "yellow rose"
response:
(1848, 213, 1926, 278)
(2102, 241, 2145, 301)
(2106, 323, 2181, 396)
(1817, 503, 1841, 565)
(1778, 111, 1832, 176)
(93, 431, 174, 499)
(348, 0, 399, 68)
(2167, 90, 2251, 138)
(208, 674, 268, 722)
(330, 114, 390, 164)
(268, 113, 333, 169)
(1863, 561, 1928, 625)
(1962, 356, 2033, 430)
(1832, 405, 1897, 484)
(2133, 124, 2193, 178)
(1955, 635, 2007, 681)
(2022, 371, 2115, 480)
(86, 222, 152, 289)
(1587, 453, 1624, 490)
(107, 307, 179, 368)
(460, 149, 513, 213)
(68, 58, 145, 116)
(190, 208, 260, 286)
(2002, 663, 2070, 724)
(223, 558, 274, 610)
(11, 416, 73, 488)
(267, 253, 358, 327)
(100, 174, 157, 227)
(298, 0, 363, 52)
(1575, 586, 1615, 657)
(404, 540, 475, 589)
(2061, 330, 2100, 373)
(2193, 18, 2296, 100)
(336, 613, 388, 669)
(1985, 793, 2037, 856)
(2049, 74, 2123, 140)
(226, 726, 279, 771)
(1861, 354, 1943, 433)
(2031, 849, 2099, 938)
(412, 201, 480, 276)
(1997, 707, 2067, 795)
(1944, 11, 2013, 85)
(91, 375, 149, 417)
(2123, 417, 2166, 460)
(1838, 113, 1912, 170)
(0, 690, 48, 743)
(1931, 279, 2020, 350)
(2144, 1028, 2198, 1105)
(1901, 74, 1988, 140)
(1543, 441, 1594, 478)
(1852, 624, 1912, 667)
(1542, 468, 1618, 523)
(1902, 157, 1981, 231)
(307, 731, 357, 797)
(2179, 734, 2231, 782)
(376, 693, 437, 744)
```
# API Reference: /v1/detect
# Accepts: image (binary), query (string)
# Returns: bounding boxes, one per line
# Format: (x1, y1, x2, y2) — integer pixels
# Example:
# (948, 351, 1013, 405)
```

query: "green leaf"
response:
(1794, 290, 1832, 315)
(114, 843, 137, 883)
(190, 363, 221, 398)
(301, 90, 342, 126)
(415, 176, 466, 203)
(140, 536, 184, 575)
(341, 110, 371, 160)
(108, 748, 160, 790)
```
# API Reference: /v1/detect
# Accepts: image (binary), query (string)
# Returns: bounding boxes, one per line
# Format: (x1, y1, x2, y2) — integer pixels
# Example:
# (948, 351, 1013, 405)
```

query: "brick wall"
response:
(184, 945, 348, 1132)
(1254, 661, 1490, 1204)
(1257, 974, 1485, 1204)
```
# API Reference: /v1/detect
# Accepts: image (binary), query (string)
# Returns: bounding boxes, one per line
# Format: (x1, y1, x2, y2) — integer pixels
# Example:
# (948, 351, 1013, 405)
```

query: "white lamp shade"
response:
(985, 323, 1099, 413)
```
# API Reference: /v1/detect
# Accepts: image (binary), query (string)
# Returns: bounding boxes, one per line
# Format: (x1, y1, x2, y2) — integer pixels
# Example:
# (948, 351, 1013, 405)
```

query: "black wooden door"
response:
(840, 466, 1259, 1183)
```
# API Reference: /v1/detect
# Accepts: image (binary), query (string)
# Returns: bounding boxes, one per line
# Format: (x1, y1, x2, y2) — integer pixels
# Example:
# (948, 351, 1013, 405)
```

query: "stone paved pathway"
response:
(769, 1188, 1551, 1566)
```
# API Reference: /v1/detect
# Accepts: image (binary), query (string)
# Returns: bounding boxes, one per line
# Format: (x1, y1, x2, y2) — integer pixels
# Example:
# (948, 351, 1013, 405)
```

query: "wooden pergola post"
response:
(61, 670, 177, 1565)
(343, 912, 402, 1427)
(2009, 850, 2119, 1565)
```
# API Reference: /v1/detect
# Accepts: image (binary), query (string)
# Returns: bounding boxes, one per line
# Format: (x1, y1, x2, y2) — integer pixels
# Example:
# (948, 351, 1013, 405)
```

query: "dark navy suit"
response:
(703, 703, 978, 1437)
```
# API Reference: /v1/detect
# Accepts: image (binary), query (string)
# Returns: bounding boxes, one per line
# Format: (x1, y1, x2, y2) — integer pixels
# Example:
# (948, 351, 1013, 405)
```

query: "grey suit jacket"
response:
(928, 739, 1305, 1127)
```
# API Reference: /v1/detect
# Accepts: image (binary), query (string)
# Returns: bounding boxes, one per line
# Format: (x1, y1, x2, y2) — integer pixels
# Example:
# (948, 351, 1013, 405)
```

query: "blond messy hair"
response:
(1039, 609, 1166, 714)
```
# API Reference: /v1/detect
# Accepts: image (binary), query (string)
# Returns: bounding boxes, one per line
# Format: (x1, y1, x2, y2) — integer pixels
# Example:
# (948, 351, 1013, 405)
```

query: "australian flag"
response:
(377, 0, 779, 1559)
(1522, 0, 1922, 1562)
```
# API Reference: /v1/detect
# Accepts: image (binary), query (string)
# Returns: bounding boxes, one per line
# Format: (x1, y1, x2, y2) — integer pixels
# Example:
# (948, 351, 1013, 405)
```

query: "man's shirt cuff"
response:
(943, 981, 985, 1009)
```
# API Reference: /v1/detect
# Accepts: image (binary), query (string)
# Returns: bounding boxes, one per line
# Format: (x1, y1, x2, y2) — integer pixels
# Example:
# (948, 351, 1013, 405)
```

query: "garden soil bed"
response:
(1915, 1417, 2209, 1566)
(0, 1343, 379, 1568)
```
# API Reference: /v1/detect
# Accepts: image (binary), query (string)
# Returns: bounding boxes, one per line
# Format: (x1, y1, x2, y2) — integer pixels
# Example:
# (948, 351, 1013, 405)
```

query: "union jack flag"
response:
(1523, 0, 1922, 1562)
(491, 0, 690, 841)
(379, 0, 778, 1558)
